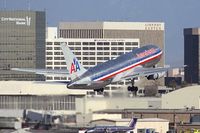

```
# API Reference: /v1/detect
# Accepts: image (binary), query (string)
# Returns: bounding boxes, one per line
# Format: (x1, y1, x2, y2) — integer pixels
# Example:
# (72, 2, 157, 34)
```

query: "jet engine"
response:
(146, 72, 165, 80)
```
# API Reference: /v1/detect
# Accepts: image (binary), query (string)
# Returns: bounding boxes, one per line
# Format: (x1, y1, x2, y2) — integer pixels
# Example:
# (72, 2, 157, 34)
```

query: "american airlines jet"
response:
(12, 43, 181, 92)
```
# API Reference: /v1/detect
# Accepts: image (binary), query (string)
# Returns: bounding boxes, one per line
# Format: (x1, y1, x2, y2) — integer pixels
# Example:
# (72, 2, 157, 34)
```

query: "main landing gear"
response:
(127, 78, 138, 94)
(94, 88, 104, 93)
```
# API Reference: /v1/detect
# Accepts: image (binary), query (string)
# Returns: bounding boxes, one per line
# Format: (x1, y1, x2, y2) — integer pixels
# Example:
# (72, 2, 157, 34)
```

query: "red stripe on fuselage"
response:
(99, 52, 162, 81)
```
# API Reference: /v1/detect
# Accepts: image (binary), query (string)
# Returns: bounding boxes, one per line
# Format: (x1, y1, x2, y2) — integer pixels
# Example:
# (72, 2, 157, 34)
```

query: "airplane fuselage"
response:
(68, 45, 162, 89)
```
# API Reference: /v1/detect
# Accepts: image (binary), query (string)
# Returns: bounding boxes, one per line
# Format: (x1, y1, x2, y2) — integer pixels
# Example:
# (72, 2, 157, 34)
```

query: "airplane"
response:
(82, 118, 137, 133)
(12, 43, 183, 92)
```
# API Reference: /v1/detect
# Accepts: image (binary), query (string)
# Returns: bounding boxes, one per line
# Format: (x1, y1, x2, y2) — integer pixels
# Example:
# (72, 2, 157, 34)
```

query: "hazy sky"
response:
(1, 0, 200, 65)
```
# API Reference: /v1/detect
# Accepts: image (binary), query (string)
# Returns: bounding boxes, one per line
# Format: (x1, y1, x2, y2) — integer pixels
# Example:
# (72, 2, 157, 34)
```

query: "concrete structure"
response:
(0, 81, 86, 114)
(0, 81, 161, 115)
(134, 118, 169, 133)
(162, 85, 200, 109)
(0, 11, 46, 81)
(76, 97, 161, 114)
(184, 28, 200, 84)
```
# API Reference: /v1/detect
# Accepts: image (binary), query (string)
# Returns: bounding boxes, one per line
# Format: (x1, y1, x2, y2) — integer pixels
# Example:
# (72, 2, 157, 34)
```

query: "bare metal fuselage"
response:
(67, 45, 162, 90)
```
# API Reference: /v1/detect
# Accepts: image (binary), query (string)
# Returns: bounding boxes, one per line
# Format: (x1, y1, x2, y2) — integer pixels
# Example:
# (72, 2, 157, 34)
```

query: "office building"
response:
(59, 22, 165, 86)
(59, 22, 165, 67)
(0, 11, 46, 81)
(184, 28, 200, 84)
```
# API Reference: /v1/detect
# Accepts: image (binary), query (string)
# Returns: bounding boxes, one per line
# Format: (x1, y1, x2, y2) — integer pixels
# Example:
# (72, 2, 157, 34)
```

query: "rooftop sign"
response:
(1, 16, 31, 26)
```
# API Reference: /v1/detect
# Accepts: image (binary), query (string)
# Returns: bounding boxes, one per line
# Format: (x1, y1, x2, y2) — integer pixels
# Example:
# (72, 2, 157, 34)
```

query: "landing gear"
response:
(127, 78, 138, 95)
(94, 88, 104, 93)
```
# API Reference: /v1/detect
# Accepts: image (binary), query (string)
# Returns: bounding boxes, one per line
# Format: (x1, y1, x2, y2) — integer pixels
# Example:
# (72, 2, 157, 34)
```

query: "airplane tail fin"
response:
(60, 43, 86, 80)
(128, 118, 137, 128)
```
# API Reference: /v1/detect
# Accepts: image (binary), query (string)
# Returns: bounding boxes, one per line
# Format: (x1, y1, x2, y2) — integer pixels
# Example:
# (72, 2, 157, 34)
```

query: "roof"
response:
(59, 21, 165, 30)
(138, 118, 169, 122)
(94, 108, 200, 114)
(161, 85, 200, 109)
(90, 118, 169, 123)
(162, 85, 200, 98)
(90, 118, 131, 123)
(0, 81, 86, 95)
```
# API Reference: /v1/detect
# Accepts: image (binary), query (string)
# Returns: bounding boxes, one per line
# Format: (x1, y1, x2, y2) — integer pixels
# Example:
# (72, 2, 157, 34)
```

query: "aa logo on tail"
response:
(70, 58, 81, 74)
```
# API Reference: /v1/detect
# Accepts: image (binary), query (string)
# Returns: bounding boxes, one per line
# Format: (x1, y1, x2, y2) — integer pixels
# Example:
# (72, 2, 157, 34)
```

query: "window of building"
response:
(97, 52, 103, 55)
(111, 42, 117, 45)
(83, 47, 88, 50)
(104, 52, 109, 55)
(54, 57, 60, 60)
(54, 42, 60, 45)
(47, 42, 52, 45)
(97, 42, 103, 45)
(111, 47, 117, 50)
(97, 57, 103, 60)
(89, 42, 95, 45)
(90, 57, 95, 60)
(75, 42, 81, 45)
(46, 47, 53, 50)
(75, 52, 81, 55)
(83, 42, 89, 45)
(54, 62, 60, 65)
(89, 47, 95, 50)
(54, 52, 61, 55)
(46, 62, 52, 65)
(61, 62, 66, 65)
(118, 42, 124, 45)
(47, 52, 53, 55)
(54, 47, 61, 50)
(74, 47, 81, 50)
(89, 52, 95, 55)
(47, 57, 53, 60)
(118, 47, 124, 50)
(104, 47, 110, 50)
(97, 47, 103, 50)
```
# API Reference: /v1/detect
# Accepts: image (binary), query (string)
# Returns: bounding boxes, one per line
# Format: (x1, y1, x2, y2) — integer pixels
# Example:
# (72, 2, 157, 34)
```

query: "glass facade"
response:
(0, 11, 45, 81)
(184, 28, 200, 84)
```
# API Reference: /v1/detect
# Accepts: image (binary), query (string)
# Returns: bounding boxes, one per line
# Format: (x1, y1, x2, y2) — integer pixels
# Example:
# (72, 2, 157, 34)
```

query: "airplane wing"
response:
(113, 65, 186, 82)
(11, 68, 69, 76)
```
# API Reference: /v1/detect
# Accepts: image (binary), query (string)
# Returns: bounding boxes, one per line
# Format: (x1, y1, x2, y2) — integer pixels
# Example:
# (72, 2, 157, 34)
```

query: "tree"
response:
(181, 81, 188, 88)
(168, 80, 177, 90)
(144, 85, 158, 97)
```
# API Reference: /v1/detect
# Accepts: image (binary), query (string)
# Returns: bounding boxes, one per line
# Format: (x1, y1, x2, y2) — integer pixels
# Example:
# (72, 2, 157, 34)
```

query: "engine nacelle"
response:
(146, 72, 165, 80)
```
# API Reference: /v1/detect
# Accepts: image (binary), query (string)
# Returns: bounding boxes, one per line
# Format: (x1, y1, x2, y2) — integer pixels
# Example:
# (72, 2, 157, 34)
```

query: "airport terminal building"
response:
(0, 11, 46, 81)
